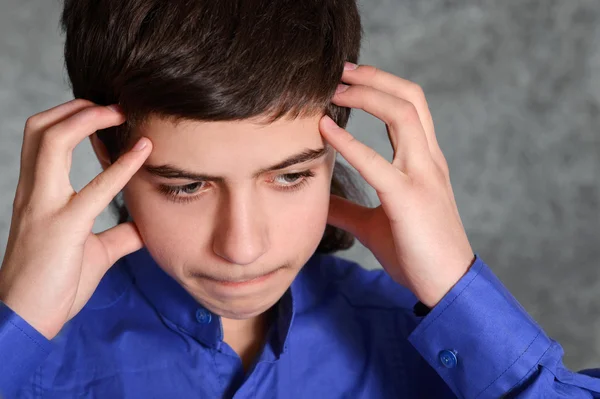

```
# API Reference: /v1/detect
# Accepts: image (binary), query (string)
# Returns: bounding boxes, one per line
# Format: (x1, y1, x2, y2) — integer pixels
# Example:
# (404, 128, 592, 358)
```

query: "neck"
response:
(221, 307, 275, 373)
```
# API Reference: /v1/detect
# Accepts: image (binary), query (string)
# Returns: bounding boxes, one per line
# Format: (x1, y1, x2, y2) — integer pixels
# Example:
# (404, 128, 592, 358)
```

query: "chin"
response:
(203, 298, 277, 320)
(219, 307, 268, 320)
(187, 266, 297, 320)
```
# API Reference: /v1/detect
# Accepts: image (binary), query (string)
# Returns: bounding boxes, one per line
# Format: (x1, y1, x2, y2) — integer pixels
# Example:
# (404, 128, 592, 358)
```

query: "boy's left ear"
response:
(89, 133, 112, 171)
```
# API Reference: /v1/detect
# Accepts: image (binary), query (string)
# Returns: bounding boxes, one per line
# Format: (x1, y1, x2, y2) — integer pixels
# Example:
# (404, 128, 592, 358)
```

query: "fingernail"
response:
(132, 138, 148, 151)
(344, 62, 358, 70)
(336, 84, 349, 94)
(107, 104, 123, 113)
(322, 115, 340, 130)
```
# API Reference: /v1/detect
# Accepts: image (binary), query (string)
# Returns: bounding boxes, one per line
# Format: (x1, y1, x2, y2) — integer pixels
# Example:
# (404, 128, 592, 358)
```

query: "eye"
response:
(158, 182, 207, 203)
(158, 170, 316, 204)
(274, 173, 304, 185)
(271, 170, 315, 192)
(177, 182, 204, 194)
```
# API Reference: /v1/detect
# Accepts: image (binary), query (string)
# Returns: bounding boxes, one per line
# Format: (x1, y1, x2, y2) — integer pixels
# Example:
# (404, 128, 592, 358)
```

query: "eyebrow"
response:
(142, 144, 331, 182)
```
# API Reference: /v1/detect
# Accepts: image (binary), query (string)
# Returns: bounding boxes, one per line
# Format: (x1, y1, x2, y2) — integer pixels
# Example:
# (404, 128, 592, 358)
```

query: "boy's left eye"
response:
(272, 172, 311, 186)
(157, 170, 316, 204)
(267, 170, 316, 191)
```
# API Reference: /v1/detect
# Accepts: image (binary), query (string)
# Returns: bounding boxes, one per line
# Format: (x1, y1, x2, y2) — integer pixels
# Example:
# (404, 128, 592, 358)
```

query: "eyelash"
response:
(157, 170, 316, 204)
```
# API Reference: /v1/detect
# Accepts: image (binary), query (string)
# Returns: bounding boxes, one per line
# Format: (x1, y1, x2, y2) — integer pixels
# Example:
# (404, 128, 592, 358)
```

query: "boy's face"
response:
(118, 114, 336, 320)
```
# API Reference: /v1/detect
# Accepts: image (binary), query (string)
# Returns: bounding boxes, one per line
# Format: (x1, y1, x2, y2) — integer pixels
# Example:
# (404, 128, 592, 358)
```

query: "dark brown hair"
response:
(60, 0, 369, 253)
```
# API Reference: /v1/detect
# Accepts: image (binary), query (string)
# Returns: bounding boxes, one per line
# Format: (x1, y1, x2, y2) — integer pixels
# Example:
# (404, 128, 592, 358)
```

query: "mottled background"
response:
(0, 0, 599, 370)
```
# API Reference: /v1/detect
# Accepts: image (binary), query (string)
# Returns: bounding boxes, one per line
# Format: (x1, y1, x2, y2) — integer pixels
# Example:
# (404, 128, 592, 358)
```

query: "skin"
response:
(0, 62, 474, 373)
(324, 63, 475, 308)
(92, 114, 336, 368)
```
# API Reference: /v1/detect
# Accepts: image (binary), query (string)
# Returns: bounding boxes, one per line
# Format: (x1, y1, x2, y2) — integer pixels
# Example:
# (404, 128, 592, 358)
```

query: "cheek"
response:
(269, 176, 331, 246)
(122, 183, 200, 261)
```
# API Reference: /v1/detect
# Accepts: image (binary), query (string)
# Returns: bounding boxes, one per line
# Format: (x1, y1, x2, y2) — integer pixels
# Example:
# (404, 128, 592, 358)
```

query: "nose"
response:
(212, 190, 268, 266)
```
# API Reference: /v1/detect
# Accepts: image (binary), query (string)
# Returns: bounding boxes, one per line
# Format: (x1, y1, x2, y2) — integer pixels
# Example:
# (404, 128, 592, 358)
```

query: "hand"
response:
(320, 63, 475, 308)
(0, 100, 152, 339)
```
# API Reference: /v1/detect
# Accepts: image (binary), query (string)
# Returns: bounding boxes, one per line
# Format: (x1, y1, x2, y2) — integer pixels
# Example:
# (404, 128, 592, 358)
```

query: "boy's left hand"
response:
(320, 63, 475, 308)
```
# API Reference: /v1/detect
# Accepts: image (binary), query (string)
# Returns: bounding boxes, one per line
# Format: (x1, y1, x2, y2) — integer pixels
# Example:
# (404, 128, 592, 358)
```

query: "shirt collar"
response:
(121, 247, 326, 359)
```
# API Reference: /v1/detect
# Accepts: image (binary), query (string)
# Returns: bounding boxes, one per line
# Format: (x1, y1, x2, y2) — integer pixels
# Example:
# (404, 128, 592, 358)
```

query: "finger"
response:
(69, 137, 151, 219)
(32, 105, 126, 198)
(15, 99, 97, 205)
(95, 221, 144, 268)
(332, 84, 431, 173)
(24, 99, 97, 132)
(76, 222, 144, 305)
(342, 64, 449, 175)
(320, 115, 409, 196)
(327, 194, 371, 241)
(341, 65, 441, 157)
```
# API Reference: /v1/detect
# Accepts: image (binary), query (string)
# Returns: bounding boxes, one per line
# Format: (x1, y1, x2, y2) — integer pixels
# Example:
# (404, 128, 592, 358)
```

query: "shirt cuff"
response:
(407, 255, 553, 399)
(0, 300, 53, 397)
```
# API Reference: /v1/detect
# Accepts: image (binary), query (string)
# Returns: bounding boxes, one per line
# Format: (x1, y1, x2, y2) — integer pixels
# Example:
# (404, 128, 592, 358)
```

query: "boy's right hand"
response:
(0, 99, 152, 340)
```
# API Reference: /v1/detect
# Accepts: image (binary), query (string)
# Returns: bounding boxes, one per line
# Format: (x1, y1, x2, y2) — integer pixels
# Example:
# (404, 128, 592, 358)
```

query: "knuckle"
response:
(419, 157, 449, 186)
(22, 202, 37, 217)
(396, 101, 420, 124)
(366, 149, 379, 165)
(12, 200, 23, 217)
(360, 64, 378, 79)
(408, 83, 425, 100)
(12, 189, 25, 210)
(15, 200, 38, 220)
(62, 106, 104, 130)
(77, 105, 104, 121)
(98, 156, 132, 188)
(344, 134, 358, 148)
(404, 101, 420, 119)
(433, 162, 448, 182)
(88, 171, 113, 193)
(387, 101, 420, 139)
(24, 115, 42, 132)
(437, 155, 451, 177)
(72, 98, 95, 108)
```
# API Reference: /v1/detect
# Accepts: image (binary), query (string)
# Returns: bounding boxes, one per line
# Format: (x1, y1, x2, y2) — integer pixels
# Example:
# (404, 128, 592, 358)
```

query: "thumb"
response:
(96, 221, 144, 267)
(328, 194, 371, 241)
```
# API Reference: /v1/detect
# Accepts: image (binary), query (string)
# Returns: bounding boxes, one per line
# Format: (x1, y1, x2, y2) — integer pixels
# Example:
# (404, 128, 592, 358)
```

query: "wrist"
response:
(412, 254, 477, 308)
(0, 290, 62, 340)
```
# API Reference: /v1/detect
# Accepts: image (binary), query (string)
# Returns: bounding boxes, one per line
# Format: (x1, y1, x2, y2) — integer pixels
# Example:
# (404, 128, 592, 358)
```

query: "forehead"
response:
(138, 114, 327, 174)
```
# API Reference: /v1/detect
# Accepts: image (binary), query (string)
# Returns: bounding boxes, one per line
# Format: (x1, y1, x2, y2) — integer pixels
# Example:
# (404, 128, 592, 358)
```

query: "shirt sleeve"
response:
(0, 300, 53, 398)
(407, 255, 600, 398)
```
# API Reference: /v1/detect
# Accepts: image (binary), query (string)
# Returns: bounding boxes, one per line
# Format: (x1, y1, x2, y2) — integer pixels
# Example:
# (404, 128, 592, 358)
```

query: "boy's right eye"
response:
(158, 182, 207, 203)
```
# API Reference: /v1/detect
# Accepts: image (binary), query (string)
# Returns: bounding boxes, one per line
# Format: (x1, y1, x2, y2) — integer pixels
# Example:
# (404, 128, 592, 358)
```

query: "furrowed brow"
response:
(143, 144, 331, 181)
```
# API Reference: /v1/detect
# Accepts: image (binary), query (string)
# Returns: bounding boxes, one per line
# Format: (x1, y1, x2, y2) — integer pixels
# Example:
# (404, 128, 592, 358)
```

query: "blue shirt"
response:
(1, 248, 599, 398)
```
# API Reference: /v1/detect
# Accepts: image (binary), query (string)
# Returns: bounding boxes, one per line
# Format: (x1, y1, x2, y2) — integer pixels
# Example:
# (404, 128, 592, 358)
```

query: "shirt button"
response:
(195, 308, 212, 324)
(439, 349, 458, 368)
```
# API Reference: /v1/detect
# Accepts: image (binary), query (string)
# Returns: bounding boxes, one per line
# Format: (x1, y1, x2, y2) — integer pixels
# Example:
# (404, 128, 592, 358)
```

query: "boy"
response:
(1, 0, 599, 397)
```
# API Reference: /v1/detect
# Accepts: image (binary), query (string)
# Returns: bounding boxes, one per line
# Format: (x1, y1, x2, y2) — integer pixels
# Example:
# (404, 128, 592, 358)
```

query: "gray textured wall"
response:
(0, 0, 599, 371)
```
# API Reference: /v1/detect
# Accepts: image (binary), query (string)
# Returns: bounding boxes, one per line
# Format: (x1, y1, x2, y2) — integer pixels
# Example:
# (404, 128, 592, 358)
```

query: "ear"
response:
(89, 133, 112, 171)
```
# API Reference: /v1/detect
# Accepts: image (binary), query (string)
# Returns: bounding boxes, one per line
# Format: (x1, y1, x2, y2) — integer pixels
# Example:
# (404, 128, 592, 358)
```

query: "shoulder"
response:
(300, 252, 419, 312)
(51, 257, 142, 343)
(289, 252, 426, 368)
(47, 257, 157, 357)
(37, 258, 167, 390)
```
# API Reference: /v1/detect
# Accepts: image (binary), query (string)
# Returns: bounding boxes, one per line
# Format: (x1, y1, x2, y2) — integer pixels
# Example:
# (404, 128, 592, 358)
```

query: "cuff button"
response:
(439, 349, 458, 368)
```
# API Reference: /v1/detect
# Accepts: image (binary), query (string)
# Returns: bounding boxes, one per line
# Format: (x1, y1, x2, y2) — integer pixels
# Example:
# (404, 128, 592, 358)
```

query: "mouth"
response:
(204, 268, 281, 288)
